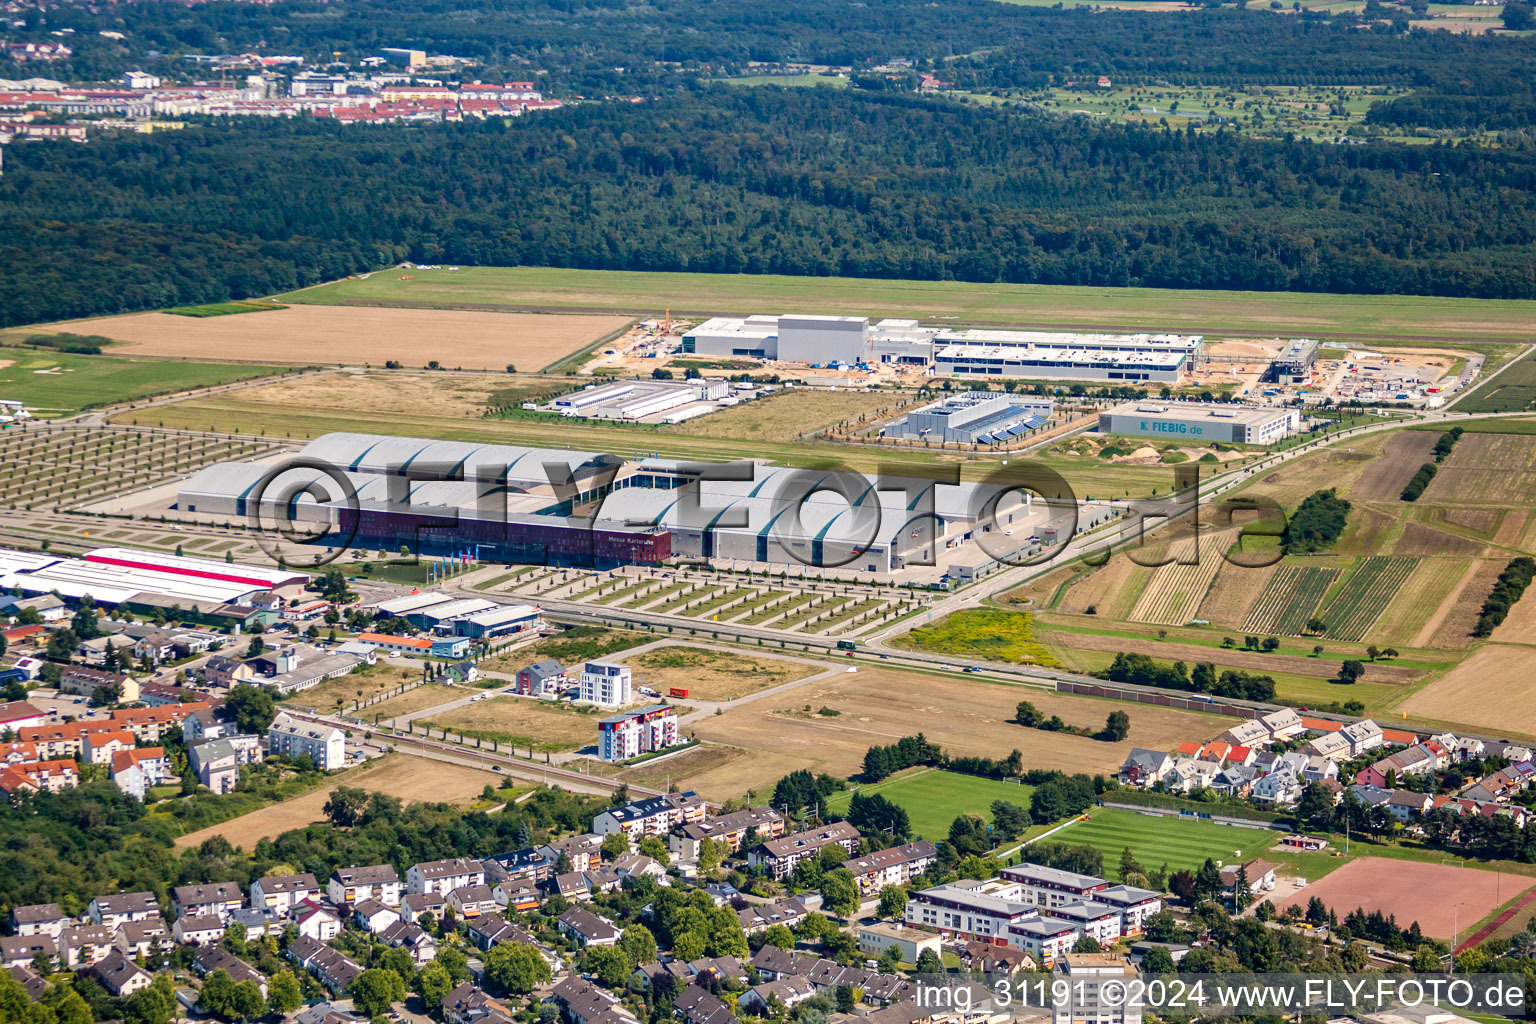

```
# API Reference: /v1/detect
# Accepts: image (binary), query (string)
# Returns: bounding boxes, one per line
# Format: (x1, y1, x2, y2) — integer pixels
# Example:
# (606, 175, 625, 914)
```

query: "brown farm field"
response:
(1351, 429, 1440, 501)
(1400, 643, 1536, 734)
(1423, 433, 1536, 507)
(617, 645, 817, 701)
(682, 666, 1237, 799)
(173, 755, 501, 850)
(48, 305, 630, 372)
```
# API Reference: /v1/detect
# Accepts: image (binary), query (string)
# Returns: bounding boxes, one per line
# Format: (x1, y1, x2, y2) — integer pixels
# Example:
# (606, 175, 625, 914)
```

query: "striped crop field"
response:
(1244, 565, 1339, 634)
(1315, 556, 1419, 642)
(1128, 530, 1236, 626)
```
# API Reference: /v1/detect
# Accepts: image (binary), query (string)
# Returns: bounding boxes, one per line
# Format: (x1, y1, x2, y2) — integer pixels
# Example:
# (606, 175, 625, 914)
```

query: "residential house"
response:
(465, 913, 538, 952)
(1341, 720, 1385, 757)
(1219, 859, 1277, 900)
(547, 977, 636, 1024)
(57, 666, 138, 705)
(172, 915, 226, 947)
(1095, 885, 1164, 936)
(352, 899, 401, 935)
(0, 935, 55, 970)
(294, 900, 343, 942)
(182, 708, 228, 744)
(79, 730, 137, 766)
(740, 976, 817, 1013)
(538, 834, 604, 873)
(1217, 720, 1270, 748)
(1386, 790, 1432, 821)
(173, 882, 245, 922)
(1259, 708, 1304, 741)
(84, 949, 153, 997)
(287, 934, 363, 993)
(89, 892, 159, 929)
(444, 981, 515, 1024)
(448, 885, 497, 919)
(591, 791, 707, 843)
(842, 841, 939, 894)
(10, 904, 67, 939)
(1250, 769, 1302, 805)
(189, 735, 264, 794)
(557, 906, 621, 947)
(114, 917, 171, 960)
(493, 879, 541, 912)
(250, 873, 320, 913)
(192, 946, 269, 998)
(514, 659, 565, 697)
(670, 806, 785, 861)
(1305, 731, 1352, 761)
(1118, 748, 1174, 788)
(110, 747, 173, 800)
(610, 853, 666, 883)
(748, 821, 861, 880)
(58, 925, 115, 968)
(329, 865, 401, 908)
(400, 892, 445, 922)
(267, 713, 346, 770)
(675, 985, 736, 1024)
(379, 920, 437, 964)
(737, 898, 808, 934)
(1, 758, 79, 796)
(408, 857, 485, 896)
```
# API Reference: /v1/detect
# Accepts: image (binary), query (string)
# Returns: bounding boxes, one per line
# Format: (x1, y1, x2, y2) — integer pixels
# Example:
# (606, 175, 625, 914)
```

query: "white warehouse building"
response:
(1098, 401, 1301, 445)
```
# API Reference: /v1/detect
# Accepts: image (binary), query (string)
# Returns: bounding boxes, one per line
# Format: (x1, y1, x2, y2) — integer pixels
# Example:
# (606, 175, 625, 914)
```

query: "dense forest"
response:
(4, 0, 1536, 129)
(4, 86, 1536, 326)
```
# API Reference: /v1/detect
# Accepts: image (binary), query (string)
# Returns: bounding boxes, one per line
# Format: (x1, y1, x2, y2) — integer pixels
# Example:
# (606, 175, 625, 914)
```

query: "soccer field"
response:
(826, 769, 1035, 842)
(1047, 808, 1279, 877)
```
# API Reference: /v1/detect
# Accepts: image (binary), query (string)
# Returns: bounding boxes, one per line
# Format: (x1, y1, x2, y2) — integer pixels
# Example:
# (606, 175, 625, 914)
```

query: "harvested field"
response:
(1421, 558, 1504, 649)
(1393, 522, 1485, 558)
(1315, 556, 1418, 641)
(1494, 509, 1530, 548)
(1037, 628, 1421, 684)
(1423, 434, 1536, 506)
(1057, 557, 1151, 619)
(670, 388, 903, 442)
(424, 697, 610, 753)
(1244, 565, 1338, 634)
(1196, 561, 1278, 628)
(1271, 856, 1531, 940)
(1441, 507, 1504, 536)
(173, 755, 500, 850)
(1371, 558, 1471, 647)
(49, 306, 631, 372)
(1128, 530, 1235, 625)
(1492, 592, 1536, 645)
(618, 646, 815, 701)
(203, 371, 514, 421)
(687, 666, 1238, 798)
(1401, 644, 1536, 732)
(1350, 430, 1440, 501)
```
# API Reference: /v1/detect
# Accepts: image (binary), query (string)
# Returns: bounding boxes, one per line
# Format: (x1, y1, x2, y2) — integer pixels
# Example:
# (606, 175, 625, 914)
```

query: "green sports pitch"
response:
(825, 769, 1034, 842)
(1046, 807, 1279, 877)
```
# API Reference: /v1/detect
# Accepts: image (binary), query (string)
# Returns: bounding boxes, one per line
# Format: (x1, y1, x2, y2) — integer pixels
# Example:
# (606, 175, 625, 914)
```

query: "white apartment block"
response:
(407, 857, 485, 896)
(328, 865, 401, 907)
(267, 713, 345, 770)
(250, 874, 319, 914)
(1051, 953, 1143, 1024)
(578, 661, 632, 708)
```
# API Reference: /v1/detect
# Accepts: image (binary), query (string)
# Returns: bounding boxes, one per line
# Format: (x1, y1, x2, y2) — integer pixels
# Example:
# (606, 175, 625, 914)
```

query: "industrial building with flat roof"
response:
(683, 313, 1201, 382)
(0, 546, 308, 609)
(1266, 338, 1320, 385)
(1098, 401, 1301, 445)
(178, 432, 1040, 574)
(549, 378, 728, 421)
(883, 392, 1053, 444)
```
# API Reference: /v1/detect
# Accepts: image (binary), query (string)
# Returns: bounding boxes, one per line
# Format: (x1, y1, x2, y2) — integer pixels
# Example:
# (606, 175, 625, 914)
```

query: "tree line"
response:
(8, 89, 1536, 328)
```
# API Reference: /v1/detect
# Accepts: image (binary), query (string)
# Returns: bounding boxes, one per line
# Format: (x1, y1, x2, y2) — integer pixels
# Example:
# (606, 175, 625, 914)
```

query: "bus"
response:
(835, 640, 857, 651)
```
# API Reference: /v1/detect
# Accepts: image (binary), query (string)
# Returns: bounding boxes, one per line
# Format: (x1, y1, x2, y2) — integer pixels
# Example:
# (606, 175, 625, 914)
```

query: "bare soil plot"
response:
(670, 389, 905, 442)
(1393, 522, 1485, 558)
(425, 697, 609, 752)
(1350, 430, 1440, 500)
(618, 646, 816, 701)
(687, 667, 1237, 798)
(1401, 644, 1536, 733)
(1442, 507, 1504, 537)
(173, 755, 500, 849)
(287, 664, 422, 712)
(1421, 558, 1504, 649)
(1196, 560, 1278, 627)
(49, 306, 631, 372)
(1422, 434, 1536, 506)
(1271, 857, 1531, 939)
(1494, 509, 1530, 547)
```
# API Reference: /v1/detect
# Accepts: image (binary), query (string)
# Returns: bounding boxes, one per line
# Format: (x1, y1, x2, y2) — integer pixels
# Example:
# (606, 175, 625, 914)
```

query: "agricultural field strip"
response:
(1129, 531, 1237, 625)
(1316, 556, 1420, 641)
(1245, 565, 1339, 634)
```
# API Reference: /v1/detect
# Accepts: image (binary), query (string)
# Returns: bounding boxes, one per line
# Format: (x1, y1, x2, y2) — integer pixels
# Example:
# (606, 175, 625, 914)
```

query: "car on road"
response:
(963, 666, 981, 673)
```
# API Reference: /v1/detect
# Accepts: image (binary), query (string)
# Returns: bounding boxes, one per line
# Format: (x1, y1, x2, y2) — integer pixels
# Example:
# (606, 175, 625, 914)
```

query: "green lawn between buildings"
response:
(826, 768, 1035, 842)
